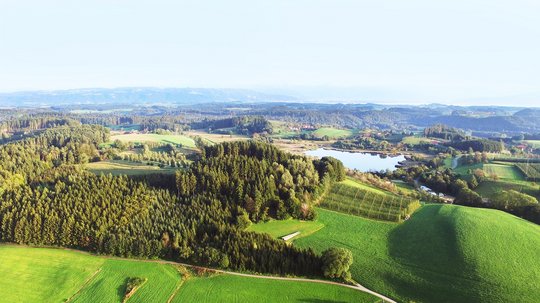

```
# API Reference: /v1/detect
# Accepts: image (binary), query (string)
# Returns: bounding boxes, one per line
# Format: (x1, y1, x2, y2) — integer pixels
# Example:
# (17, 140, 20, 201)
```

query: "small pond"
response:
(305, 148, 405, 172)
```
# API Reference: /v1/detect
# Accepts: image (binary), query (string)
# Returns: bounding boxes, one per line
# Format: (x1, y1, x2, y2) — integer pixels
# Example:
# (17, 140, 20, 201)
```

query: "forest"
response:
(0, 124, 346, 278)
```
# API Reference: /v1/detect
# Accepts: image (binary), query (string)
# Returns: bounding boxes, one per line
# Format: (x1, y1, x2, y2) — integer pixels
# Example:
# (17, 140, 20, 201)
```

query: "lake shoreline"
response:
(304, 148, 406, 172)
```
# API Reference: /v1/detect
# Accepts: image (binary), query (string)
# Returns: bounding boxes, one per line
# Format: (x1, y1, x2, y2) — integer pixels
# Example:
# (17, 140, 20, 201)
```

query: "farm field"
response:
(295, 205, 540, 303)
(85, 160, 176, 175)
(183, 130, 249, 144)
(107, 124, 141, 131)
(110, 133, 197, 148)
(72, 258, 181, 303)
(247, 218, 324, 241)
(173, 274, 377, 303)
(483, 163, 524, 180)
(522, 140, 540, 148)
(475, 179, 540, 200)
(320, 178, 420, 222)
(514, 162, 540, 181)
(0, 245, 378, 303)
(401, 136, 434, 145)
(453, 162, 483, 175)
(0, 245, 104, 303)
(312, 127, 353, 139)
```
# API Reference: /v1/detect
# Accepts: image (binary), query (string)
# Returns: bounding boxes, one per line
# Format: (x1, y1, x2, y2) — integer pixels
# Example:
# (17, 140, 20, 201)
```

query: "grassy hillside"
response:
(85, 160, 176, 175)
(475, 179, 540, 200)
(0, 245, 378, 303)
(0, 246, 104, 303)
(295, 205, 540, 303)
(483, 163, 524, 180)
(312, 127, 353, 139)
(72, 259, 181, 303)
(173, 274, 377, 303)
(246, 218, 324, 241)
(401, 136, 434, 146)
(110, 133, 196, 148)
(320, 178, 420, 222)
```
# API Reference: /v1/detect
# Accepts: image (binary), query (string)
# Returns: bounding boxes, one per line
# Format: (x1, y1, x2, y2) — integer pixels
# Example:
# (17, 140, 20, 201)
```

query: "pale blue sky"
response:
(1, 0, 539, 105)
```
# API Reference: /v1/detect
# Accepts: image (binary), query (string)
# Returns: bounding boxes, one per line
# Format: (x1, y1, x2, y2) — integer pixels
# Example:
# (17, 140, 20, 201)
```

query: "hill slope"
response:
(0, 245, 378, 303)
(295, 204, 540, 303)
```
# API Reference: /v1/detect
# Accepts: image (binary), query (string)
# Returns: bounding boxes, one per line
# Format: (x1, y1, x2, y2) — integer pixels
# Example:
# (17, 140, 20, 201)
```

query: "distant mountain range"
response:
(0, 88, 297, 106)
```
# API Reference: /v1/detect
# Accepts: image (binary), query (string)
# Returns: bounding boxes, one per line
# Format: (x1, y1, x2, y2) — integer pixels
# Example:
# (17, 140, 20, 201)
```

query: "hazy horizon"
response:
(1, 0, 539, 106)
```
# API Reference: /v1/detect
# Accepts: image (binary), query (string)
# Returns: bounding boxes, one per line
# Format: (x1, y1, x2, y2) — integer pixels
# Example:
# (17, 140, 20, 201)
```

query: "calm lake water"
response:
(305, 148, 405, 172)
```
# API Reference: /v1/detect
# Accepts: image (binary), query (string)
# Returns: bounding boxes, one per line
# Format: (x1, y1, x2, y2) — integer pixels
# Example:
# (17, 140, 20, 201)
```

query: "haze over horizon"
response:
(1, 0, 539, 106)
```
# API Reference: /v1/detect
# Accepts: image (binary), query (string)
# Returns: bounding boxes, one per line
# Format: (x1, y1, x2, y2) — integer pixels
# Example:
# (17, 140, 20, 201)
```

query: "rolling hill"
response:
(295, 204, 540, 303)
(0, 245, 378, 303)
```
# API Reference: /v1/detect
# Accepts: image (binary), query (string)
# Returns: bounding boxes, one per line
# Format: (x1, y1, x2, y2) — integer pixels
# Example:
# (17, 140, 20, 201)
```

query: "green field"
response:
(320, 178, 421, 222)
(483, 163, 524, 180)
(514, 162, 540, 181)
(73, 259, 181, 303)
(401, 136, 433, 145)
(107, 124, 141, 131)
(85, 160, 176, 175)
(295, 205, 540, 303)
(475, 179, 540, 200)
(247, 218, 324, 241)
(173, 274, 377, 303)
(453, 162, 483, 175)
(110, 133, 197, 148)
(312, 127, 353, 139)
(0, 245, 377, 303)
(0, 246, 104, 303)
(522, 140, 540, 148)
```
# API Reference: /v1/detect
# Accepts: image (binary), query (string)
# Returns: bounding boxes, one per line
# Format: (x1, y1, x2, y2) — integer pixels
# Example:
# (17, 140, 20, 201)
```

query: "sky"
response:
(1, 0, 539, 105)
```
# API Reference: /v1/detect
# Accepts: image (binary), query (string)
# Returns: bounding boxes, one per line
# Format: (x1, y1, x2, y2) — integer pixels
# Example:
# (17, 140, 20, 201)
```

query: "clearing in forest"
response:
(110, 133, 197, 148)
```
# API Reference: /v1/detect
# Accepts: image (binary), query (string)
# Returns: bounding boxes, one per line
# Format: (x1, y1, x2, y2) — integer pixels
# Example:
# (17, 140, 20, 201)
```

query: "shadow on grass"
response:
(386, 204, 482, 303)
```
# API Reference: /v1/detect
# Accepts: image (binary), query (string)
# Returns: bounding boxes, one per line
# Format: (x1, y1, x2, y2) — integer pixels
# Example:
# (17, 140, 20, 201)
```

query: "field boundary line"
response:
(65, 267, 102, 303)
(166, 279, 185, 303)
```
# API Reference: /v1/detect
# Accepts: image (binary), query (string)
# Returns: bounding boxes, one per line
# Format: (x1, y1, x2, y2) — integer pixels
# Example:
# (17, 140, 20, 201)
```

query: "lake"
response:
(305, 148, 405, 172)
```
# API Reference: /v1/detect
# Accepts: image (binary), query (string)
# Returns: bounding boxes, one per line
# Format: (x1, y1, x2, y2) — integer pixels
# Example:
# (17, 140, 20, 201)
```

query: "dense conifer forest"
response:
(0, 124, 345, 277)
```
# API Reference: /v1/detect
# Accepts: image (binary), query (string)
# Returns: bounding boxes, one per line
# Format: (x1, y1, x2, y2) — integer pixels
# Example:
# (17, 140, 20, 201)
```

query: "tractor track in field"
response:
(65, 268, 102, 303)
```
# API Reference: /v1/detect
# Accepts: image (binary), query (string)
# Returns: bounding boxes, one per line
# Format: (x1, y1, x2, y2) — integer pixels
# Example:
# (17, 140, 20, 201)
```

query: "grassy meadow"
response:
(312, 127, 353, 139)
(110, 133, 197, 148)
(295, 205, 540, 303)
(401, 136, 434, 146)
(522, 140, 540, 148)
(183, 130, 249, 144)
(173, 274, 378, 303)
(0, 246, 104, 303)
(72, 259, 181, 303)
(85, 160, 176, 175)
(246, 218, 324, 241)
(483, 163, 524, 180)
(0, 245, 377, 303)
(475, 179, 540, 200)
